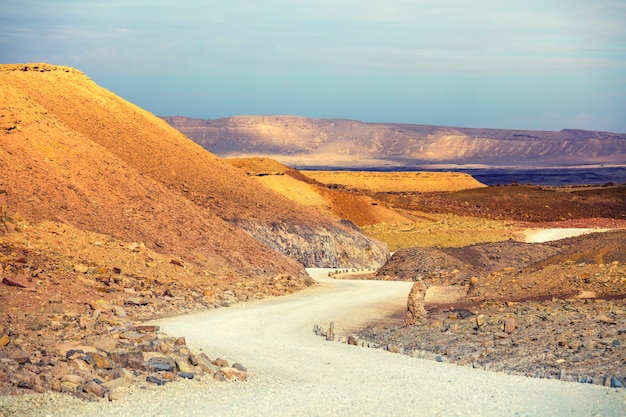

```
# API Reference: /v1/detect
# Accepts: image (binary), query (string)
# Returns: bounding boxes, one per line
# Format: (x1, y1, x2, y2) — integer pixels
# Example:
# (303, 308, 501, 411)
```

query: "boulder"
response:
(405, 279, 428, 326)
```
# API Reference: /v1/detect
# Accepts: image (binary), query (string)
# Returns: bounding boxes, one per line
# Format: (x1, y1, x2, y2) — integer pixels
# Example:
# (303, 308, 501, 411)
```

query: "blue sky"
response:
(1, 0, 625, 132)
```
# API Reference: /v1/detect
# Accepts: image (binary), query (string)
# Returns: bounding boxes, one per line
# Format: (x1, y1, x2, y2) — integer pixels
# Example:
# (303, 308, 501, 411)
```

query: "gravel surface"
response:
(2, 268, 625, 417)
(524, 227, 611, 243)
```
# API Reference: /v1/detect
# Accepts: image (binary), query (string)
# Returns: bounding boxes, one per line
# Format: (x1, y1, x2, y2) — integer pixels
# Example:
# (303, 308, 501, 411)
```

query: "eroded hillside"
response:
(0, 63, 388, 270)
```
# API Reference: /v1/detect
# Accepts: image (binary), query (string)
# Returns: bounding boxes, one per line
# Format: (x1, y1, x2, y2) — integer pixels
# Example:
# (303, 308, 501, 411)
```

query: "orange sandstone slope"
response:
(0, 63, 388, 273)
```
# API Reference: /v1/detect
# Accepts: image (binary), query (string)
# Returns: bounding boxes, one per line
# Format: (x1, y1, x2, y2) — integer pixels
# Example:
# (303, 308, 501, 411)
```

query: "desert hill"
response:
(225, 157, 487, 228)
(0, 63, 388, 273)
(163, 115, 626, 168)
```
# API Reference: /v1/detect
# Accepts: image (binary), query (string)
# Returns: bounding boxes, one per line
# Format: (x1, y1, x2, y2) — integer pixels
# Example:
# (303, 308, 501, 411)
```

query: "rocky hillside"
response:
(0, 64, 388, 272)
(163, 115, 626, 168)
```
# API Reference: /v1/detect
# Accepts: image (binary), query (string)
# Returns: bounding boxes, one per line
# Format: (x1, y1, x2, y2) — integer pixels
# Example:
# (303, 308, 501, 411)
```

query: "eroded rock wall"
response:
(233, 220, 389, 268)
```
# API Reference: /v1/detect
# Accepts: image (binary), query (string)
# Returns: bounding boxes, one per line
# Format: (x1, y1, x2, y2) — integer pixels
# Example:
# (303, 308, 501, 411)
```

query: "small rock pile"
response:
(0, 220, 318, 401)
(0, 300, 247, 401)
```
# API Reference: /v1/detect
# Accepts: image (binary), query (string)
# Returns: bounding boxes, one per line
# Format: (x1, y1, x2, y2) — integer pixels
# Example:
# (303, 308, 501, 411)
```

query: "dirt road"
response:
(7, 269, 625, 416)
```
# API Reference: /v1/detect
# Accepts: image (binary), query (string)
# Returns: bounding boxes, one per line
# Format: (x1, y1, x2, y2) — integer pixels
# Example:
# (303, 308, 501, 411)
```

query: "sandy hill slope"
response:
(225, 158, 413, 227)
(0, 63, 388, 272)
(163, 115, 626, 168)
(225, 157, 487, 228)
(302, 171, 486, 193)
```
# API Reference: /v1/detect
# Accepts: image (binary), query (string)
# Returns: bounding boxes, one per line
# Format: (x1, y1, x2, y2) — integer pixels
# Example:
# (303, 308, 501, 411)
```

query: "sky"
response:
(1, 0, 625, 132)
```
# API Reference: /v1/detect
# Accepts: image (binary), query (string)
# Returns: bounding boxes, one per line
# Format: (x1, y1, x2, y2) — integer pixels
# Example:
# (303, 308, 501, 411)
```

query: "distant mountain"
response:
(0, 64, 388, 280)
(163, 115, 626, 168)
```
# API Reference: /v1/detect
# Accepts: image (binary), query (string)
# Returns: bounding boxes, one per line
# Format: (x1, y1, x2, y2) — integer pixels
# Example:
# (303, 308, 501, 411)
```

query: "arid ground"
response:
(1, 65, 625, 406)
(227, 158, 626, 385)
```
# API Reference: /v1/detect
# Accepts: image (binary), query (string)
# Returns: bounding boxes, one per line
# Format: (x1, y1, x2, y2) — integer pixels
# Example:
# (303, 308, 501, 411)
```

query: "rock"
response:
(84, 380, 106, 398)
(8, 349, 29, 364)
(121, 351, 146, 370)
(146, 375, 167, 385)
(347, 335, 358, 346)
(2, 276, 28, 288)
(178, 372, 195, 379)
(102, 376, 132, 389)
(69, 357, 93, 373)
(405, 279, 428, 325)
(387, 344, 403, 354)
(143, 353, 176, 372)
(125, 297, 148, 306)
(90, 299, 112, 311)
(60, 374, 84, 390)
(87, 352, 113, 369)
(213, 358, 229, 367)
(175, 357, 194, 373)
(112, 306, 127, 317)
(219, 367, 247, 381)
(193, 354, 219, 374)
(135, 325, 160, 333)
(213, 371, 227, 382)
(232, 363, 247, 372)
(0, 334, 9, 347)
(108, 387, 127, 401)
(611, 377, 623, 388)
(504, 317, 516, 333)
(160, 371, 177, 381)
(55, 342, 98, 358)
(90, 336, 118, 353)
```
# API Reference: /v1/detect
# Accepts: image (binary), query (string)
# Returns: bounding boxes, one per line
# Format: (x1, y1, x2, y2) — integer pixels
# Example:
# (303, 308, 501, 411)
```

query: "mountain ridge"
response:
(163, 115, 626, 168)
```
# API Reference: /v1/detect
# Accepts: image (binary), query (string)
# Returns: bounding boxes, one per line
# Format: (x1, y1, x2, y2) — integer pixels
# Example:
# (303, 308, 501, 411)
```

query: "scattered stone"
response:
(135, 325, 160, 333)
(2, 276, 27, 288)
(60, 374, 84, 390)
(144, 353, 176, 372)
(83, 380, 106, 398)
(107, 387, 126, 401)
(213, 358, 229, 368)
(125, 297, 148, 306)
(232, 363, 247, 372)
(219, 367, 247, 381)
(145, 375, 167, 386)
(8, 349, 29, 365)
(194, 354, 219, 374)
(213, 371, 227, 382)
(503, 317, 516, 334)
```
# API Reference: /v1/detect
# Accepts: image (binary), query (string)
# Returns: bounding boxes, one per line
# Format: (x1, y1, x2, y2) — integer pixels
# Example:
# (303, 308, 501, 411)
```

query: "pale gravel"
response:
(523, 227, 611, 243)
(2, 268, 625, 417)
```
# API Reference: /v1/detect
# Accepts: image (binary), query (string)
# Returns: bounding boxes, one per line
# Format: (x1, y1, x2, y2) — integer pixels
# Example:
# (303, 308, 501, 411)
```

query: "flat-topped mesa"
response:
(0, 62, 83, 74)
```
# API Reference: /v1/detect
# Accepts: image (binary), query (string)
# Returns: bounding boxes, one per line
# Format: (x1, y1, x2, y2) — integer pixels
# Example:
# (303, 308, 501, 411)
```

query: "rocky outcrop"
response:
(233, 220, 389, 268)
(405, 279, 428, 325)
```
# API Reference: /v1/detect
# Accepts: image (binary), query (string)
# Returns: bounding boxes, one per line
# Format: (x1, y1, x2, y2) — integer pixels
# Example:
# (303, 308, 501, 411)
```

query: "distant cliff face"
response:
(163, 115, 626, 168)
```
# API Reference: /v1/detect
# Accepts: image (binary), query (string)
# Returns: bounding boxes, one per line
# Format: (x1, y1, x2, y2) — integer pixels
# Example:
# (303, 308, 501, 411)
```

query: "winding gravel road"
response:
(7, 268, 626, 416)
